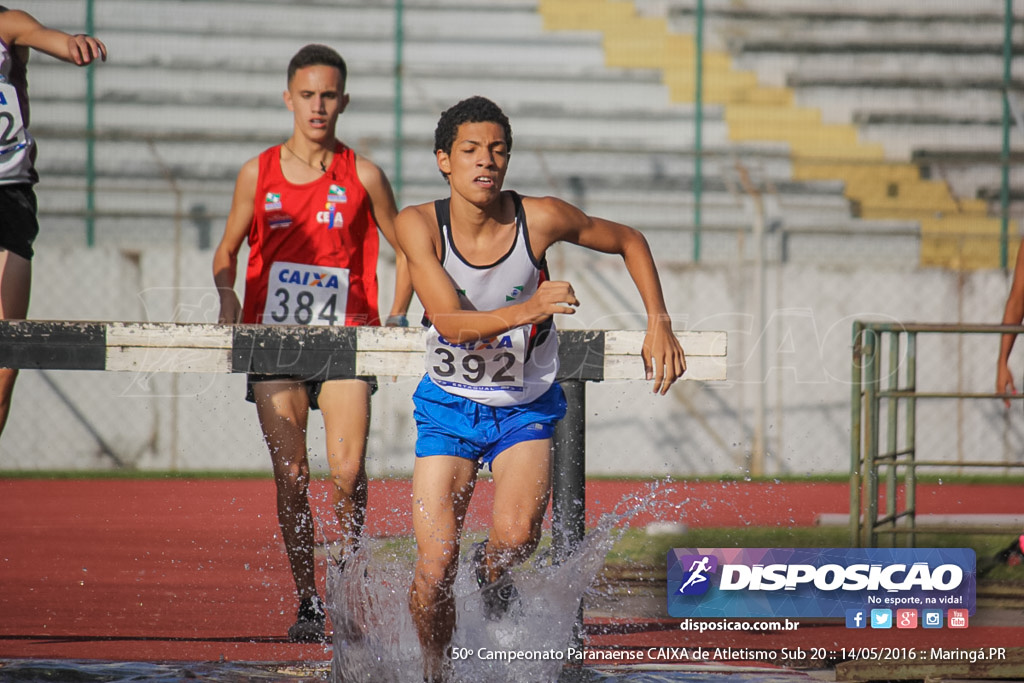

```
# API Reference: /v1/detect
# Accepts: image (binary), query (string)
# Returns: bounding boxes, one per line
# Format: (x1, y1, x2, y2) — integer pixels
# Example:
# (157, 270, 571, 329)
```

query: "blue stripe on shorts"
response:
(412, 375, 567, 470)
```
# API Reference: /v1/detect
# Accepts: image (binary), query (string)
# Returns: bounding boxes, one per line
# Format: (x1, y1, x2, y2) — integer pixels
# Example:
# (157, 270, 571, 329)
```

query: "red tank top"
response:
(242, 143, 380, 327)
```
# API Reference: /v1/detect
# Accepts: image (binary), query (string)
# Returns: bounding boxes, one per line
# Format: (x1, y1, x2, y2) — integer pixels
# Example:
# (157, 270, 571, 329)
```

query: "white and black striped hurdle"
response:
(0, 320, 726, 556)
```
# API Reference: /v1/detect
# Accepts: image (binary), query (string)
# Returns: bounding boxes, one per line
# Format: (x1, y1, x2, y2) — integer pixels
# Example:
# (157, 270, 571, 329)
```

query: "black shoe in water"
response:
(472, 541, 520, 621)
(287, 595, 326, 643)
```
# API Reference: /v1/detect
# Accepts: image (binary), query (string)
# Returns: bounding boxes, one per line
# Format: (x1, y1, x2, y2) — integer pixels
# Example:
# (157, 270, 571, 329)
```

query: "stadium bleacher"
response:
(639, 0, 1024, 268)
(22, 0, 1023, 267)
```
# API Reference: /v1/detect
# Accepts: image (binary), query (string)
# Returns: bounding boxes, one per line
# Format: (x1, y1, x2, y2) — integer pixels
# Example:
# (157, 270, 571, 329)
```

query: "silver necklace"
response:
(283, 143, 329, 173)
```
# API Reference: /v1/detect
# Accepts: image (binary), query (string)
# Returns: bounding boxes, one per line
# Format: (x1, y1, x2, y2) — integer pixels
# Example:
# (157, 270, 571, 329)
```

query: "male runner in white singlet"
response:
(396, 96, 686, 681)
(0, 7, 106, 438)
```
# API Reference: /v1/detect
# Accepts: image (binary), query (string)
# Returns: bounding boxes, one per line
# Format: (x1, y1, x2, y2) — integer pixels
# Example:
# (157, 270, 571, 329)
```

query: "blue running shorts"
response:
(412, 375, 567, 470)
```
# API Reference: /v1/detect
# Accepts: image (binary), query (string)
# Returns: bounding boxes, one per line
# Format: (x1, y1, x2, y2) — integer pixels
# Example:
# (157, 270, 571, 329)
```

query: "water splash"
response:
(327, 480, 680, 683)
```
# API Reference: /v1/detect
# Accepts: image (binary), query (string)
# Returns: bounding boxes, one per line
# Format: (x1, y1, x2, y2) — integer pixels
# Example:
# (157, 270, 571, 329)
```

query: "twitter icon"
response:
(870, 609, 893, 629)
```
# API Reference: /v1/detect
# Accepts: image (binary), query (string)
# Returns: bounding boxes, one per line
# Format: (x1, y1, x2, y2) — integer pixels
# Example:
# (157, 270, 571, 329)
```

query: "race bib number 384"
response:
(263, 261, 349, 326)
(426, 328, 527, 393)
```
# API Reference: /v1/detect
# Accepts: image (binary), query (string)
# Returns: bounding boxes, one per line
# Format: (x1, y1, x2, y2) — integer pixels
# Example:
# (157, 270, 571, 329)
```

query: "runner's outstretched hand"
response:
(66, 33, 106, 65)
(642, 315, 686, 395)
(997, 359, 1017, 409)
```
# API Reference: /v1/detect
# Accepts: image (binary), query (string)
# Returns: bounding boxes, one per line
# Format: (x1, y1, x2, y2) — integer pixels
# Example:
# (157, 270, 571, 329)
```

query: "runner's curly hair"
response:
(433, 96, 513, 156)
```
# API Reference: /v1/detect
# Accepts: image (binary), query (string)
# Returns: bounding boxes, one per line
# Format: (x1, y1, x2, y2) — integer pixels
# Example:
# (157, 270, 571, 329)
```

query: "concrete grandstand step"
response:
(653, 0, 1024, 87)
(29, 63, 684, 120)
(30, 127, 798, 192)
(33, 179, 855, 238)
(651, 0, 1016, 20)
(30, 102, 734, 152)
(70, 1, 548, 41)
(35, 185, 235, 220)
(29, 134, 820, 191)
(31, 216, 920, 268)
(96, 30, 610, 74)
(33, 175, 851, 217)
(859, 120, 1010, 160)
(942, 173, 1024, 208)
(354, 72, 687, 116)
(733, 49, 1024, 87)
(28, 68, 697, 121)
(735, 35, 1021, 56)
(31, 0, 545, 39)
(655, 1, 1021, 47)
(792, 161, 921, 184)
(788, 79, 1010, 126)
(31, 136, 844, 212)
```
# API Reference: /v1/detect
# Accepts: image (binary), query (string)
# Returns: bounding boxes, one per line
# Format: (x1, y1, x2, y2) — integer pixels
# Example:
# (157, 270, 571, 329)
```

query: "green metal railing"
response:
(692, 0, 704, 263)
(851, 321, 1024, 548)
(999, 0, 1014, 269)
(84, 0, 97, 247)
(392, 0, 405, 208)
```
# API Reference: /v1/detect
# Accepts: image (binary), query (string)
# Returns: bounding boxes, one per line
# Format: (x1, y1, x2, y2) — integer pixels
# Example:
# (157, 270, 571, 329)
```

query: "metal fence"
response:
(851, 321, 1024, 547)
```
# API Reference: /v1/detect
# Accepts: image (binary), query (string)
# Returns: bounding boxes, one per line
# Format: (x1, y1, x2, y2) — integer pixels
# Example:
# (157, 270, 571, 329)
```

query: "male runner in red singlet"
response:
(0, 7, 106, 438)
(397, 96, 686, 681)
(213, 44, 411, 643)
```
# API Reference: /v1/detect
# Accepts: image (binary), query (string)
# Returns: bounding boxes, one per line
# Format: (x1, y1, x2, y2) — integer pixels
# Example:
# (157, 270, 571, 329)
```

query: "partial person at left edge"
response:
(0, 7, 107, 438)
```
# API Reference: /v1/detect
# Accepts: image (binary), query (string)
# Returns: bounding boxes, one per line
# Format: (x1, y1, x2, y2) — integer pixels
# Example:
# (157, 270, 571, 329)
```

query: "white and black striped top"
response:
(423, 191, 560, 406)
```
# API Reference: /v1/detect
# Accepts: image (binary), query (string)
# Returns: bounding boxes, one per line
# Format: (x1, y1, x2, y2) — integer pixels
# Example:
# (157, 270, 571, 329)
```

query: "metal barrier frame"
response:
(850, 321, 1024, 547)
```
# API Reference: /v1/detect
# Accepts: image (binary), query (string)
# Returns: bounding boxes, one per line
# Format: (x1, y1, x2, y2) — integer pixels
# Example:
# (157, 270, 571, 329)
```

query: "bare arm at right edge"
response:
(998, 239, 1024, 405)
(213, 158, 258, 324)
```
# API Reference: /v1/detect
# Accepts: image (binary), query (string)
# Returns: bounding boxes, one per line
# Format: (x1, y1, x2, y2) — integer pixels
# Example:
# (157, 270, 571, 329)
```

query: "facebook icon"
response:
(845, 609, 866, 629)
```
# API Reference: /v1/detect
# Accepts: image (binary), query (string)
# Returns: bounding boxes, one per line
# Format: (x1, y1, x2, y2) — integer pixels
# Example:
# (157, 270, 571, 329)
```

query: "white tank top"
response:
(424, 192, 559, 406)
(0, 35, 36, 184)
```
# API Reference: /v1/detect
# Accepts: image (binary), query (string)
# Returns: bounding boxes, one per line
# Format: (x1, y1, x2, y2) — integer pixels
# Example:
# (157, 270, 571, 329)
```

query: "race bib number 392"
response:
(426, 328, 527, 393)
(262, 261, 349, 326)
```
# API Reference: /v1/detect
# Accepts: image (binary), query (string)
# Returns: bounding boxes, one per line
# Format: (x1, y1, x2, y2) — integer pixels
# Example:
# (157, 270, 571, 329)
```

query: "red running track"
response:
(0, 478, 1020, 662)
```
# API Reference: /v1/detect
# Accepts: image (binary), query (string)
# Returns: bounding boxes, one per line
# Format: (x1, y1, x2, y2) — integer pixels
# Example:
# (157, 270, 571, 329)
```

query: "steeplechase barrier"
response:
(850, 320, 1024, 548)
(0, 320, 727, 557)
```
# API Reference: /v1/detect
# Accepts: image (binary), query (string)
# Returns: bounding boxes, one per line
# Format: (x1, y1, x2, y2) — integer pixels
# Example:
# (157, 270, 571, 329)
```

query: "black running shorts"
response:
(245, 374, 378, 409)
(0, 184, 39, 261)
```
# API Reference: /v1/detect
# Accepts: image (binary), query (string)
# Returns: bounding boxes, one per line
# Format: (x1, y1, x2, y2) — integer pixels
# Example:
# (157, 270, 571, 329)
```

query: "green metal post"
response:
(999, 0, 1013, 269)
(392, 0, 405, 207)
(864, 328, 880, 548)
(85, 0, 96, 247)
(886, 331, 900, 544)
(692, 0, 704, 262)
(850, 321, 865, 546)
(905, 332, 917, 547)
